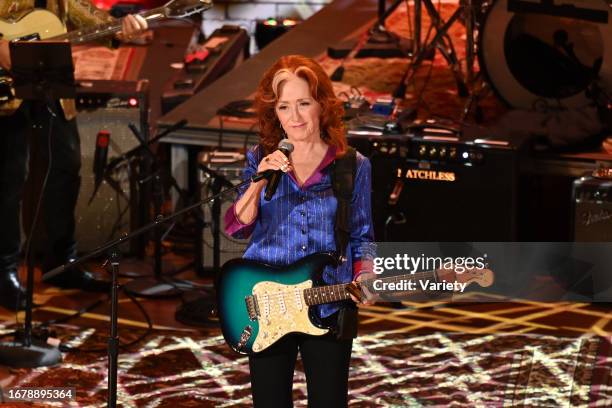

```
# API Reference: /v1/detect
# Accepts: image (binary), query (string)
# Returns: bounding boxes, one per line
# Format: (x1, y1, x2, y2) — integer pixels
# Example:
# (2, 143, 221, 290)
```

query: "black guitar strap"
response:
(330, 146, 358, 340)
(331, 146, 356, 262)
(35, 0, 47, 9)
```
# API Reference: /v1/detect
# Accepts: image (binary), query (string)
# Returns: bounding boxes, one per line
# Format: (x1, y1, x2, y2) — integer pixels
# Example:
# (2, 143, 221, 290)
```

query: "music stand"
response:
(0, 41, 74, 368)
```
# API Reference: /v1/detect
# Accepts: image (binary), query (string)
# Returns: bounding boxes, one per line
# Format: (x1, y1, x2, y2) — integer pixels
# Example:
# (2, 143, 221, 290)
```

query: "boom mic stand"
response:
(0, 41, 75, 368)
(106, 119, 203, 297)
(43, 169, 271, 407)
(175, 163, 235, 326)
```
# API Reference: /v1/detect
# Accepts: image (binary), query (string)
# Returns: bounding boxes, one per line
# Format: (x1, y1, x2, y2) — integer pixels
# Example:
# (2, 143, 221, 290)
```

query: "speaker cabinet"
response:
(573, 175, 612, 241)
(198, 151, 249, 272)
(74, 80, 149, 254)
(349, 132, 520, 241)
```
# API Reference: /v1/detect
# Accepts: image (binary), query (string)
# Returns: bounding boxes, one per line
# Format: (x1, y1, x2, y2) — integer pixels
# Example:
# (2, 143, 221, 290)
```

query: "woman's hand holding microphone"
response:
(256, 150, 292, 182)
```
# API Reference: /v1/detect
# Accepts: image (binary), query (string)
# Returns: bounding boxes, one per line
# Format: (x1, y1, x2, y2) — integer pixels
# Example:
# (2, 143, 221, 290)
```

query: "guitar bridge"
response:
(245, 295, 259, 321)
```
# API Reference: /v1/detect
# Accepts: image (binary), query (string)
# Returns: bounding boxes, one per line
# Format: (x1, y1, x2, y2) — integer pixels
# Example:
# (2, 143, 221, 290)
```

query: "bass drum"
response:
(479, 0, 612, 109)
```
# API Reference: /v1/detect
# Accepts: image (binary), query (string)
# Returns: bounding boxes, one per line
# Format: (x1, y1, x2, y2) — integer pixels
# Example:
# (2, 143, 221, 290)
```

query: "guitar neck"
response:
(49, 7, 167, 44)
(303, 270, 438, 306)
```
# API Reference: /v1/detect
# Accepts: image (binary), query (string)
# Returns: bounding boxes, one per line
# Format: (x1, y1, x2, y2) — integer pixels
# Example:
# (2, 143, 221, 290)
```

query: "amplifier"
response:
(349, 128, 520, 241)
(74, 79, 149, 254)
(573, 174, 612, 241)
(198, 150, 249, 272)
(161, 25, 250, 114)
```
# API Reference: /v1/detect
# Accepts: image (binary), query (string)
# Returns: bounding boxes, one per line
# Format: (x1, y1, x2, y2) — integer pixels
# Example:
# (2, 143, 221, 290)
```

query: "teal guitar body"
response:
(216, 252, 341, 355)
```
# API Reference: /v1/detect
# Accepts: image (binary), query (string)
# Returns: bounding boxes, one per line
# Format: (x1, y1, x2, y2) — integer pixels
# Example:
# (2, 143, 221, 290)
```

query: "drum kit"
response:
(419, 0, 612, 118)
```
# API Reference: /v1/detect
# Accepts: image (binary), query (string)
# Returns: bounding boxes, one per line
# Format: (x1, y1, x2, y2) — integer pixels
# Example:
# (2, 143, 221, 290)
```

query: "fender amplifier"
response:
(74, 79, 149, 254)
(349, 128, 520, 241)
(198, 150, 249, 273)
(573, 174, 612, 241)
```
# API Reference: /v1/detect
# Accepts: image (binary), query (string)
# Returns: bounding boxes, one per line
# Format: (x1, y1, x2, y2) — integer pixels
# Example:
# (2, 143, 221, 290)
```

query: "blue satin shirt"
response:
(224, 144, 375, 317)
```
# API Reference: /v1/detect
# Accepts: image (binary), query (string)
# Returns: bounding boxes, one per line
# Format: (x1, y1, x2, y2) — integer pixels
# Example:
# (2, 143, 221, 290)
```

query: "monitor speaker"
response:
(573, 175, 612, 241)
(74, 80, 149, 254)
(198, 151, 249, 272)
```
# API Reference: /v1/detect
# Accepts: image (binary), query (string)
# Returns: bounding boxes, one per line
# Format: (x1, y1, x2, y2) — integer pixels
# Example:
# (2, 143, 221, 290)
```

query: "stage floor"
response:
(1, 257, 611, 407)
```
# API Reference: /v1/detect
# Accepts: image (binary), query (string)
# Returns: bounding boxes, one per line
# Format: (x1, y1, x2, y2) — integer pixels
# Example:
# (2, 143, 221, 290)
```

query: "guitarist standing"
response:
(0, 0, 147, 310)
(225, 55, 376, 407)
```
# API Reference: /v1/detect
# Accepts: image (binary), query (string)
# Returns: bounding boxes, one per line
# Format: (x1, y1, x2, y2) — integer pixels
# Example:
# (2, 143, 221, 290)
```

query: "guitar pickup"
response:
(245, 295, 259, 321)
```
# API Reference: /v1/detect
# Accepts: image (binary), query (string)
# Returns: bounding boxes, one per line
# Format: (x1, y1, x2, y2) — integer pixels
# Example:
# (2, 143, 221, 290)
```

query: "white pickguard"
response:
(251, 280, 328, 353)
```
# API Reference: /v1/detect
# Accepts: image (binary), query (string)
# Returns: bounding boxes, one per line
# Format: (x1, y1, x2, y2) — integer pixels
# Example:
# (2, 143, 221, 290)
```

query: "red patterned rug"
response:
(1, 323, 611, 407)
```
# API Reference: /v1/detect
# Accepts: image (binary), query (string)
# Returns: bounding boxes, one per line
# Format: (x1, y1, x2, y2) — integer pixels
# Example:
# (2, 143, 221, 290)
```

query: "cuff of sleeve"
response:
(353, 259, 373, 280)
(224, 202, 256, 237)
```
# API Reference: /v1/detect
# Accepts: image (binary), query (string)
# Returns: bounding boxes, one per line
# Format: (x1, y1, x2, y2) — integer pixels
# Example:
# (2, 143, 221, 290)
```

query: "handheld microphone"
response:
(264, 139, 294, 201)
(89, 130, 110, 204)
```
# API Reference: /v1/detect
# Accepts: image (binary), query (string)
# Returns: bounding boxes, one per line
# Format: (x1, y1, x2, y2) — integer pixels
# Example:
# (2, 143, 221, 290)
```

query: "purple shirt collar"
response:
(288, 145, 337, 189)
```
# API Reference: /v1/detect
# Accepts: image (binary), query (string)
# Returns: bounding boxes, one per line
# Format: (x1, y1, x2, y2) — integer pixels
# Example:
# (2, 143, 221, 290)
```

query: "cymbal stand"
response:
(393, 0, 468, 99)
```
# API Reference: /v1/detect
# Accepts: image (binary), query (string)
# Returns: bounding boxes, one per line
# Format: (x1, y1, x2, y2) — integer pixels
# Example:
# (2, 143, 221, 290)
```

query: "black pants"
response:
(248, 332, 353, 408)
(0, 101, 81, 272)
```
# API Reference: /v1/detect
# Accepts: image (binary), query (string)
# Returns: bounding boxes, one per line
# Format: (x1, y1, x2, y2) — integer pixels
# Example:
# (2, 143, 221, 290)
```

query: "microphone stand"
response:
(174, 163, 235, 326)
(120, 120, 206, 297)
(43, 170, 271, 408)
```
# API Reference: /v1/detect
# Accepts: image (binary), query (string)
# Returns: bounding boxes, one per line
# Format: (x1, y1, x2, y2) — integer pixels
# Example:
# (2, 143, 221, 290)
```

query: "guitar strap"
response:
(331, 146, 356, 262)
(35, 0, 47, 9)
(330, 146, 358, 340)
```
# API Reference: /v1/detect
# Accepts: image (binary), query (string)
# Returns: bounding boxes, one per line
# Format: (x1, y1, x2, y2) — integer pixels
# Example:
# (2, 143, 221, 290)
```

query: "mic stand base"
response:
(174, 288, 219, 327)
(328, 34, 413, 60)
(117, 257, 182, 279)
(122, 276, 195, 298)
(0, 340, 61, 368)
(363, 25, 413, 59)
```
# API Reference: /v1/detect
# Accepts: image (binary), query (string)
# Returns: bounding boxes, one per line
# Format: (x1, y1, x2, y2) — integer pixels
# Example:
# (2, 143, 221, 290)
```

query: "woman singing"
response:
(224, 55, 375, 407)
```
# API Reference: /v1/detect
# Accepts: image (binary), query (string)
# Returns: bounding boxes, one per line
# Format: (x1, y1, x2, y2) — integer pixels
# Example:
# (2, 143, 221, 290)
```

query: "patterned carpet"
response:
(2, 297, 611, 407)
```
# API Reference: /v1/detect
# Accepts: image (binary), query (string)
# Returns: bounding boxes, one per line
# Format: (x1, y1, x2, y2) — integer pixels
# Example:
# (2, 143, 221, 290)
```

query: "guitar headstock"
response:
(456, 268, 494, 288)
(437, 267, 495, 288)
(163, 0, 213, 18)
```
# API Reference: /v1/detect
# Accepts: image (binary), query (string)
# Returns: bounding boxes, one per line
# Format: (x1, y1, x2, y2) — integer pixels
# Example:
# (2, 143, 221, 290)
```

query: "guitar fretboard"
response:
(303, 269, 440, 306)
(49, 8, 167, 44)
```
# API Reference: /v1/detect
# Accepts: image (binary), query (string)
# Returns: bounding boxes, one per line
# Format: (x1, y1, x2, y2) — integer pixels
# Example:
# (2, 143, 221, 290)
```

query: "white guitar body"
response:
(0, 9, 66, 41)
(250, 280, 328, 353)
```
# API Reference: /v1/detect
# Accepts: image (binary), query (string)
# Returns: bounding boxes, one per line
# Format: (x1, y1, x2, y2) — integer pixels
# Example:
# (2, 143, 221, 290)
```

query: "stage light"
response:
(255, 18, 301, 51)
(263, 18, 278, 26)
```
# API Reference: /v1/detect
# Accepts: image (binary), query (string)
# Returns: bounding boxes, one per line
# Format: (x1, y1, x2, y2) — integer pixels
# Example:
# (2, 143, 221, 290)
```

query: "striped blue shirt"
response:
(224, 144, 375, 317)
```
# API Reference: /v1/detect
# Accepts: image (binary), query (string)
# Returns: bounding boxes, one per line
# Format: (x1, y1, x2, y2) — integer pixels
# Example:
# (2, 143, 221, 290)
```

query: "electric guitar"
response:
(0, 0, 212, 114)
(217, 252, 494, 355)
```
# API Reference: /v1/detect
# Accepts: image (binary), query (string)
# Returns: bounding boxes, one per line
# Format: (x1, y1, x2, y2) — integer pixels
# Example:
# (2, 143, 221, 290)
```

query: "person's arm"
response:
(66, 0, 147, 43)
(348, 155, 377, 303)
(224, 146, 292, 238)
(0, 40, 10, 70)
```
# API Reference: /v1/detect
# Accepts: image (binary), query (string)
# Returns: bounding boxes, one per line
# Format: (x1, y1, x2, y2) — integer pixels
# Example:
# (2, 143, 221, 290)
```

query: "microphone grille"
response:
(278, 139, 294, 153)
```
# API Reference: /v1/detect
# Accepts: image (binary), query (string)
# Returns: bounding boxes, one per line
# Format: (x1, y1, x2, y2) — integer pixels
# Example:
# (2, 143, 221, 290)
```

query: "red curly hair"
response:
(254, 55, 347, 156)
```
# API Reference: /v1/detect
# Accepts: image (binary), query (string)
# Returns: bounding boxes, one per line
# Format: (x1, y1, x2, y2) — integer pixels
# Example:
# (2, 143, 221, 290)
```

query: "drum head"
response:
(479, 0, 612, 109)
